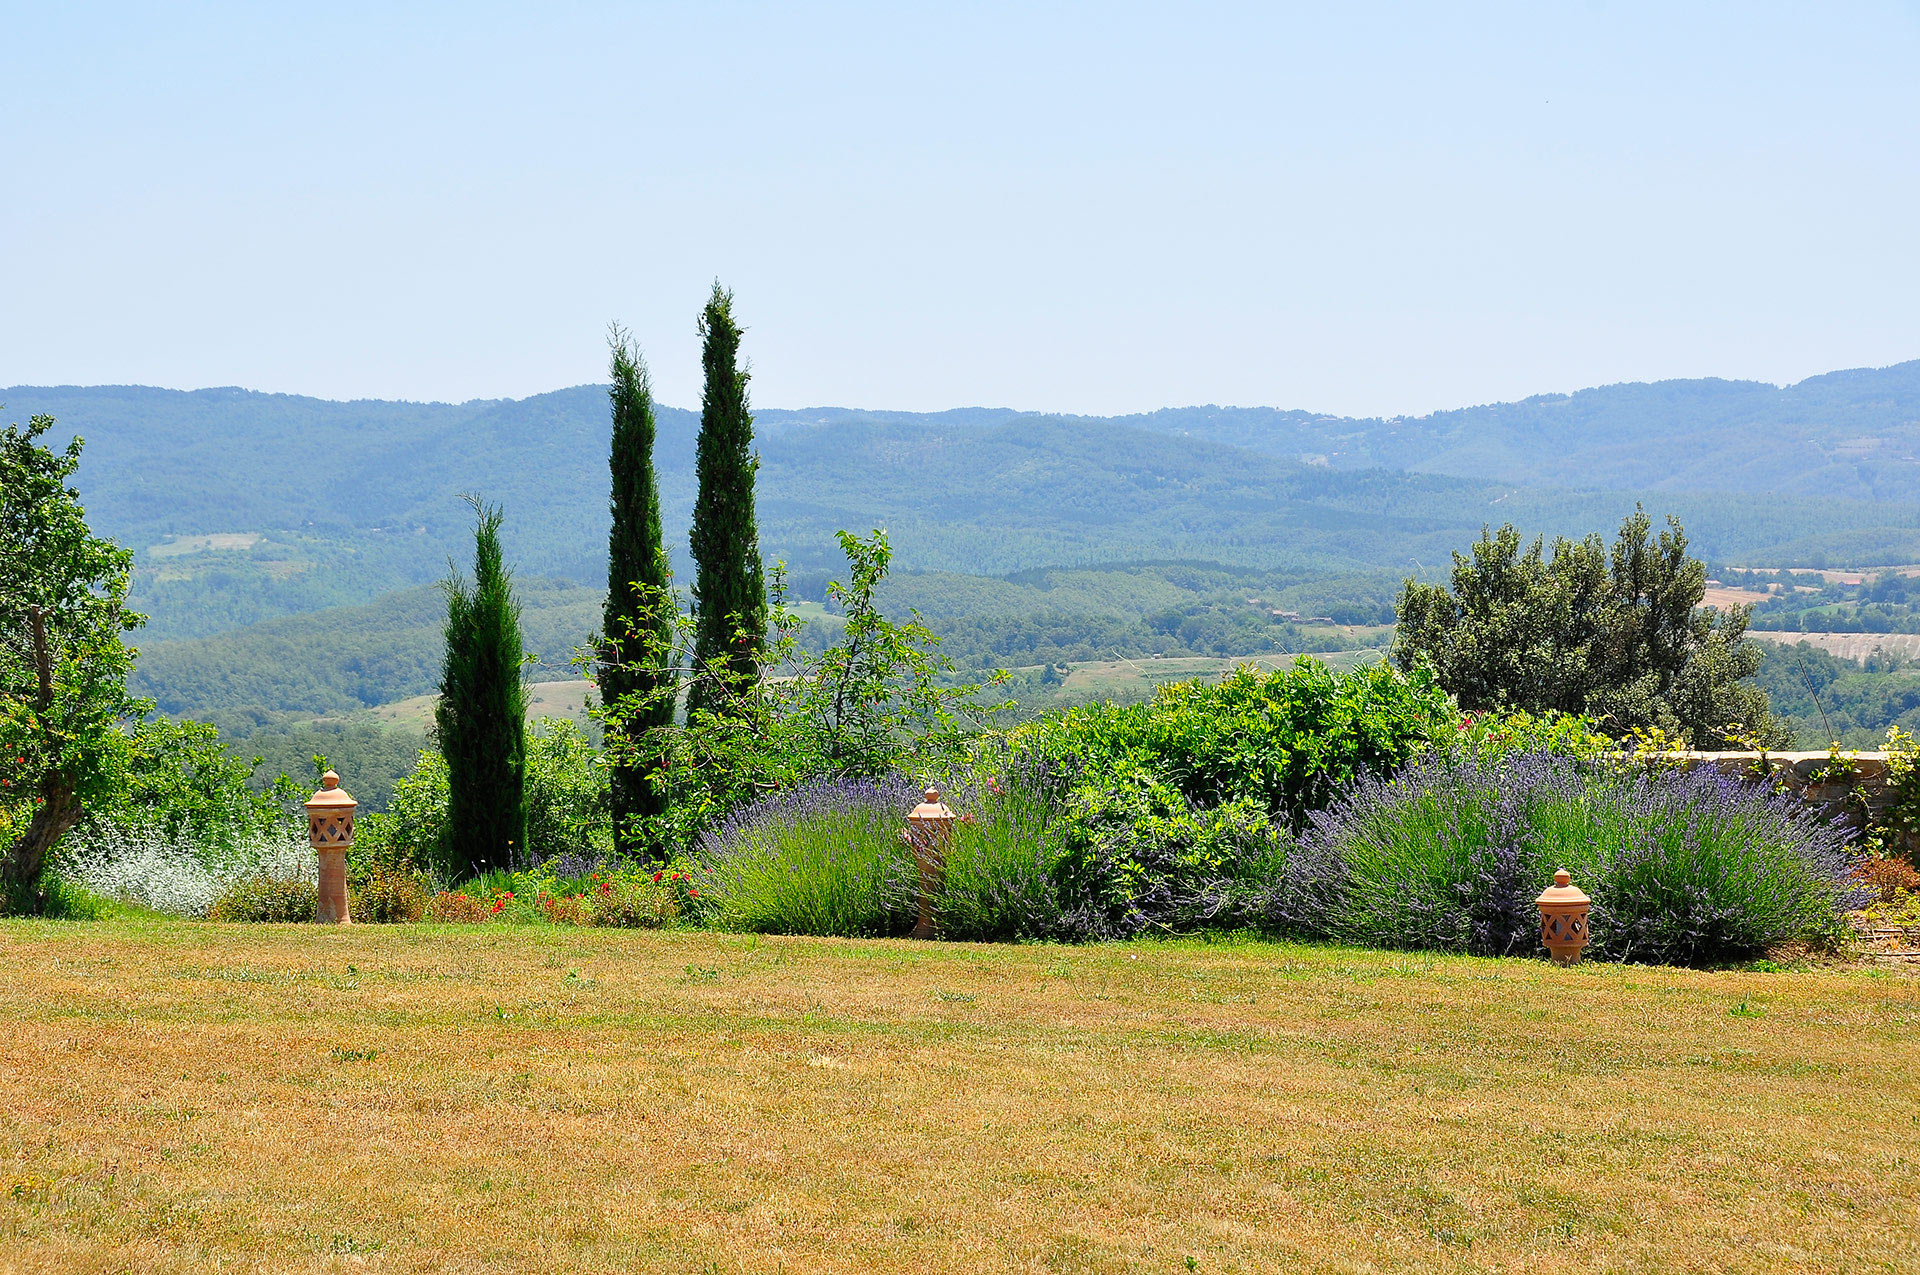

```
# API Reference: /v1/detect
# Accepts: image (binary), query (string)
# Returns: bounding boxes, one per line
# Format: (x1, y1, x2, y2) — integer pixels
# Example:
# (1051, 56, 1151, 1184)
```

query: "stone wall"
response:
(1656, 751, 1909, 850)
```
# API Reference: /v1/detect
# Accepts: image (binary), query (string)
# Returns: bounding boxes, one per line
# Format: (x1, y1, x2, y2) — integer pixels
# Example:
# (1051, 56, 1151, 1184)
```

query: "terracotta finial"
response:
(1536, 868, 1592, 964)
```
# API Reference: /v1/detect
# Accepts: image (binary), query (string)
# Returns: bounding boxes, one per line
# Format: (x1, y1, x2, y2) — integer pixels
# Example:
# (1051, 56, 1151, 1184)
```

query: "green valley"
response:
(14, 363, 1920, 789)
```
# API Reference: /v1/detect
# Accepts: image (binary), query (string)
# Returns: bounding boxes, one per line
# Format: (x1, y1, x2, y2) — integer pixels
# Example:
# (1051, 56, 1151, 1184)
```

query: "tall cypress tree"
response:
(687, 282, 766, 719)
(436, 499, 529, 877)
(601, 325, 676, 845)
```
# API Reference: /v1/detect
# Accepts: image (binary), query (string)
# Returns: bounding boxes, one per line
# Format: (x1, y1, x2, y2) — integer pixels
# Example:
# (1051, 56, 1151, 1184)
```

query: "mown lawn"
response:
(1, 921, 1916, 1273)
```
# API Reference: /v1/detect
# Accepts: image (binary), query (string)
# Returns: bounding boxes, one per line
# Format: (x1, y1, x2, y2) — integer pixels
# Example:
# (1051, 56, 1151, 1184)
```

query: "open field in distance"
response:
(1058, 646, 1387, 699)
(364, 679, 596, 733)
(1, 923, 1915, 1273)
(1700, 585, 1777, 610)
(1748, 631, 1920, 662)
(146, 533, 263, 558)
(355, 644, 1394, 735)
(1738, 565, 1920, 585)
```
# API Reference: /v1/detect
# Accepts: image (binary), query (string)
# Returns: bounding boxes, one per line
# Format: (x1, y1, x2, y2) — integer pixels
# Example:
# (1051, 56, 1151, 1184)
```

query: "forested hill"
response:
(669, 358, 1920, 498)
(1087, 360, 1920, 500)
(14, 359, 1920, 538)
(742, 359, 1920, 500)
(8, 367, 1920, 642)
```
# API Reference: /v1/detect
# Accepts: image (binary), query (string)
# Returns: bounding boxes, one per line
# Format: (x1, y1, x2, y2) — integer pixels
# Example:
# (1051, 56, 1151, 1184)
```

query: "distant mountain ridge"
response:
(8, 362, 1920, 644)
(12, 357, 1919, 535)
(747, 359, 1920, 499)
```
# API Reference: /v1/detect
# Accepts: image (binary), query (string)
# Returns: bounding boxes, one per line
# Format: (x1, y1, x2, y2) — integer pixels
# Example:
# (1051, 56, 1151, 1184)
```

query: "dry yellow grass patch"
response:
(1, 921, 1916, 1273)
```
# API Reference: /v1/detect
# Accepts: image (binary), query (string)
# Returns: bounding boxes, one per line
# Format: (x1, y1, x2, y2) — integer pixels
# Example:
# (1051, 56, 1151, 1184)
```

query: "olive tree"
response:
(1393, 507, 1785, 747)
(1, 415, 147, 909)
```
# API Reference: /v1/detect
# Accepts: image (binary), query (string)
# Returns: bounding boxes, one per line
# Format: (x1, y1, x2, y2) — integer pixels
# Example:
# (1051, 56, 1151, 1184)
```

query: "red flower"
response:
(688, 888, 699, 898)
(651, 872, 662, 883)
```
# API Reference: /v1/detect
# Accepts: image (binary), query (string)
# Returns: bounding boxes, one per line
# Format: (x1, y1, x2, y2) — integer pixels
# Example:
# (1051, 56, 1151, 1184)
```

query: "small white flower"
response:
(55, 820, 312, 918)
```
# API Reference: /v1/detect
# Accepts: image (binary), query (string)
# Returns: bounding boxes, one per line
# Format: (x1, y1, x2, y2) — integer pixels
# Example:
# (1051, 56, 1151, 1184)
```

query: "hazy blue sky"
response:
(5, 2, 1918, 416)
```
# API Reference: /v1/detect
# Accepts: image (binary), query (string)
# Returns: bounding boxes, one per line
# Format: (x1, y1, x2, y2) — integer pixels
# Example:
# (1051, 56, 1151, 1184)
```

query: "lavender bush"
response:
(933, 777, 1072, 942)
(695, 774, 922, 936)
(1284, 752, 1865, 965)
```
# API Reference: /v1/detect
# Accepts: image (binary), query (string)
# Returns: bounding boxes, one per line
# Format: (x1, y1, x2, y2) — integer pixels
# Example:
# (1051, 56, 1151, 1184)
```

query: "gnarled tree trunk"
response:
(2, 780, 79, 904)
(2, 605, 80, 909)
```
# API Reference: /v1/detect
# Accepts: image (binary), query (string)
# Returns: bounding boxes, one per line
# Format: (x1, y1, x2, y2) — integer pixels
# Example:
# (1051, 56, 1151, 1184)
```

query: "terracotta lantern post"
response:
(305, 770, 357, 925)
(903, 787, 956, 940)
(1535, 868, 1590, 964)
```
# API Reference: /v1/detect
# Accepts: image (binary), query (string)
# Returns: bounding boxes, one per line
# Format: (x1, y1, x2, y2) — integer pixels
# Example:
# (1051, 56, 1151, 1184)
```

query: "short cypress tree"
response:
(687, 283, 766, 719)
(436, 499, 530, 876)
(601, 325, 676, 845)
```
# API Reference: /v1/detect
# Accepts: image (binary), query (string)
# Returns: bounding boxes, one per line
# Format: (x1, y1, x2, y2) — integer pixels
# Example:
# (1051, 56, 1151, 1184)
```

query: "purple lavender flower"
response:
(695, 772, 924, 936)
(1282, 751, 1863, 966)
(541, 850, 614, 881)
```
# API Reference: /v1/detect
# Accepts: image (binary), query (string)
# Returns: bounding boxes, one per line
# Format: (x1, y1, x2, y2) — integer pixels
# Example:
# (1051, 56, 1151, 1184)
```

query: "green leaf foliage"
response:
(354, 721, 610, 883)
(207, 873, 319, 923)
(1020, 658, 1456, 830)
(1393, 507, 1784, 747)
(105, 717, 295, 856)
(1, 414, 148, 907)
(991, 659, 1454, 938)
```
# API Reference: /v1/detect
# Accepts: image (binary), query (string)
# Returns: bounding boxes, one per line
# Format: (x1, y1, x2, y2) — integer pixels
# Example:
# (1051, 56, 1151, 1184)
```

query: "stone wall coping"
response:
(1637, 751, 1889, 763)
(1627, 750, 1897, 787)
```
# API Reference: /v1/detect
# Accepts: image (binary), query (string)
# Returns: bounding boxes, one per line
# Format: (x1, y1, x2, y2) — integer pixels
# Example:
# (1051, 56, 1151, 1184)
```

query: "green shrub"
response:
(1016, 658, 1453, 830)
(1433, 708, 1610, 763)
(354, 725, 612, 884)
(352, 750, 447, 878)
(350, 864, 430, 923)
(208, 874, 319, 923)
(586, 876, 678, 928)
(109, 718, 299, 858)
(1054, 780, 1289, 939)
(1882, 726, 1920, 862)
(963, 658, 1436, 940)
(525, 719, 613, 863)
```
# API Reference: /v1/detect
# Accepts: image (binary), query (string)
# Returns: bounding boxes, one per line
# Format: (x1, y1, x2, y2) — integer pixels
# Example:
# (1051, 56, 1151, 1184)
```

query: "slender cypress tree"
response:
(687, 282, 766, 719)
(601, 325, 676, 845)
(436, 499, 529, 877)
